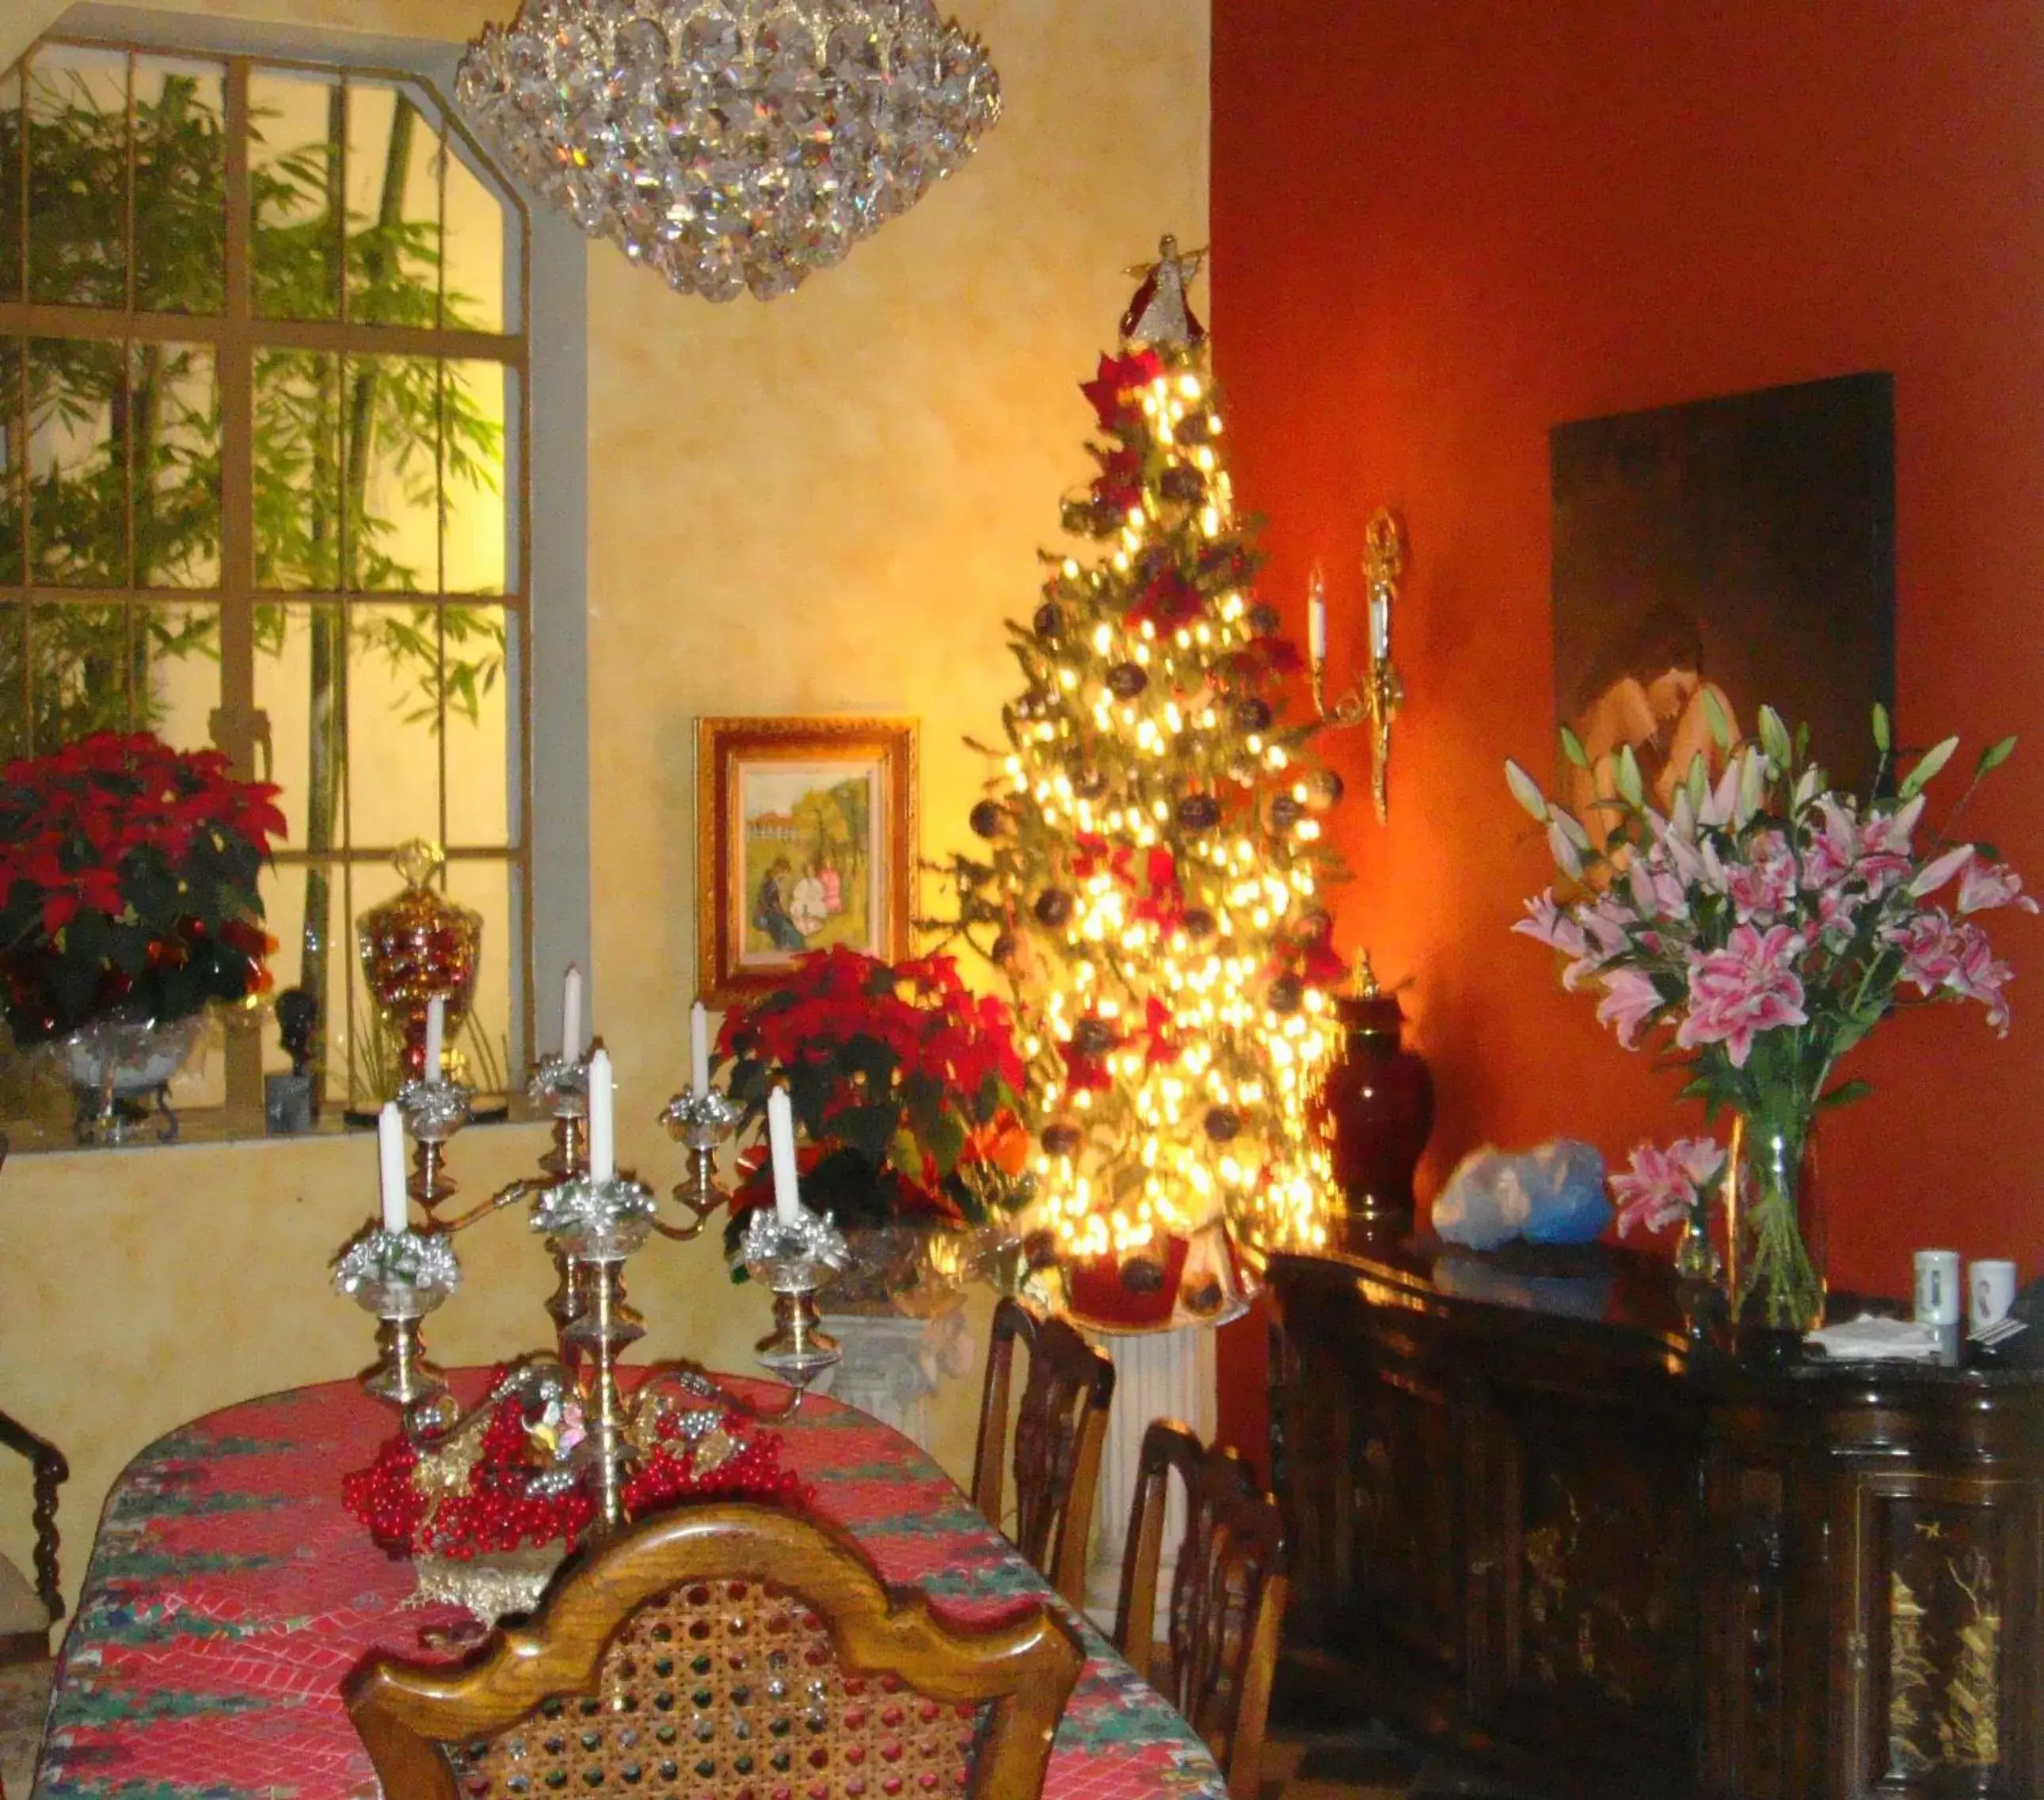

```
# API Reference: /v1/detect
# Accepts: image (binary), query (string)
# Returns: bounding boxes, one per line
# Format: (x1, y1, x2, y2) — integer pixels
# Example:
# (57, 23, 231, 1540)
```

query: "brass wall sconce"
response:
(1309, 508, 1406, 821)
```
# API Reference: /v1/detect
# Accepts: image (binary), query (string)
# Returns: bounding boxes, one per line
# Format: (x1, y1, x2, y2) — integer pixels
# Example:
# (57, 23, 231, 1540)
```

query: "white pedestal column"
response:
(813, 1308, 971, 1456)
(1083, 1323, 1216, 1634)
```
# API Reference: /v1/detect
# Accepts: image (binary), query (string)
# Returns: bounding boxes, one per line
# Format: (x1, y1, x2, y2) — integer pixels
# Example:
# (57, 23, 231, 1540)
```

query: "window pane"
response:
(0, 338, 21, 587)
(0, 605, 29, 763)
(249, 67, 341, 322)
(348, 601, 443, 850)
(133, 341, 220, 588)
(0, 67, 21, 302)
(134, 56, 226, 315)
(443, 854, 516, 1092)
(27, 336, 124, 585)
(27, 600, 128, 748)
(442, 359, 508, 595)
(253, 348, 341, 589)
(443, 604, 510, 848)
(440, 130, 508, 333)
(135, 599, 219, 749)
(25, 44, 127, 308)
(345, 353, 439, 592)
(253, 601, 342, 863)
(345, 81, 442, 327)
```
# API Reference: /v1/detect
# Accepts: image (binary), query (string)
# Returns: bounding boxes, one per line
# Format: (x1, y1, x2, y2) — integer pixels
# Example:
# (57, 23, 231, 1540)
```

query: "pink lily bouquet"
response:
(1506, 702, 2029, 1329)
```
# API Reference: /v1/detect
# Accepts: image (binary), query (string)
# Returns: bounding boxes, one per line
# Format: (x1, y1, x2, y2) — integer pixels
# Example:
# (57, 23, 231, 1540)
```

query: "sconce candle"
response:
(767, 1086, 801, 1225)
(378, 1102, 409, 1235)
(691, 1002, 710, 1102)
(588, 1047, 616, 1181)
(1308, 565, 1328, 663)
(424, 995, 445, 1083)
(561, 965, 582, 1061)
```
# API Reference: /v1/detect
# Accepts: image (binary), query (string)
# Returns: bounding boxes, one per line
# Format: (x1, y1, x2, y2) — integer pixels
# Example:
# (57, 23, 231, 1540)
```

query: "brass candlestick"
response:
(332, 1227, 461, 1440)
(660, 1087, 741, 1239)
(396, 1076, 473, 1226)
(531, 1172, 657, 1534)
(740, 1205, 849, 1402)
(528, 1055, 594, 1359)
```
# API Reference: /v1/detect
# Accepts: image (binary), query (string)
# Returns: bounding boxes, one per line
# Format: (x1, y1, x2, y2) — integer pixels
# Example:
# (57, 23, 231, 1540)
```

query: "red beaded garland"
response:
(342, 1372, 807, 1560)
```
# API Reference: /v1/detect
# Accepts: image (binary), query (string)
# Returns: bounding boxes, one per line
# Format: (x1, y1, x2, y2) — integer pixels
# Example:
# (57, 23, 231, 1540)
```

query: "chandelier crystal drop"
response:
(455, 0, 1001, 302)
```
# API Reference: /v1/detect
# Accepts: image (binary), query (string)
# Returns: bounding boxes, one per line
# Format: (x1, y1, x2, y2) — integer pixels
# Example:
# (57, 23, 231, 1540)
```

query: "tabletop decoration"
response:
(0, 730, 284, 1142)
(329, 983, 849, 1595)
(354, 839, 483, 1101)
(1508, 702, 2029, 1330)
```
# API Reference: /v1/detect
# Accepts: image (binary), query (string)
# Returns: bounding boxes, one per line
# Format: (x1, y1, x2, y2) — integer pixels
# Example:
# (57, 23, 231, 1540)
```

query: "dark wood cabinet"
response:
(1266, 1239, 2044, 1800)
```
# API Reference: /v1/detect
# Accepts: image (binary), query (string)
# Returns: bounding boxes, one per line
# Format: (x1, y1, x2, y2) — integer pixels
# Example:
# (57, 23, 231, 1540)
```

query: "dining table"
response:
(34, 1371, 1227, 1800)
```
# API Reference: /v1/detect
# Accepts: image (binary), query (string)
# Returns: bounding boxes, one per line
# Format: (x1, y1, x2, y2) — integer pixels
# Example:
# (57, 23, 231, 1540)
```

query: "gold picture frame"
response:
(695, 717, 919, 1006)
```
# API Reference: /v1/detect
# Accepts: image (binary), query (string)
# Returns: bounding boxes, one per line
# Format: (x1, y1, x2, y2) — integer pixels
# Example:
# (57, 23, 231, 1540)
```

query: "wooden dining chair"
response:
(0, 1406, 67, 1665)
(1110, 1420, 1288, 1800)
(969, 1296, 1115, 1610)
(344, 1501, 1086, 1800)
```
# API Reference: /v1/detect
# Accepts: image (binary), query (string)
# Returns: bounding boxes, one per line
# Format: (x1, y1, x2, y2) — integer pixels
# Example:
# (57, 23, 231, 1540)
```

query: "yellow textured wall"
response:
(0, 0, 1209, 1608)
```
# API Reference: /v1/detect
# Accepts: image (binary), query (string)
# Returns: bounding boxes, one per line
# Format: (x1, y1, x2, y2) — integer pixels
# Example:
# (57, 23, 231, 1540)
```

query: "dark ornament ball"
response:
(969, 799, 1009, 840)
(991, 931, 1019, 969)
(1267, 974, 1304, 1015)
(1307, 767, 1345, 812)
(1120, 1254, 1166, 1296)
(1159, 464, 1205, 504)
(1204, 1106, 1242, 1144)
(1175, 793, 1220, 831)
(1033, 888, 1074, 928)
(1233, 697, 1272, 733)
(1073, 1017, 1118, 1057)
(1247, 603, 1281, 637)
(1269, 793, 1304, 832)
(1105, 661, 1149, 699)
(1071, 766, 1110, 801)
(1033, 603, 1065, 641)
(1181, 908, 1217, 942)
(1041, 1121, 1083, 1159)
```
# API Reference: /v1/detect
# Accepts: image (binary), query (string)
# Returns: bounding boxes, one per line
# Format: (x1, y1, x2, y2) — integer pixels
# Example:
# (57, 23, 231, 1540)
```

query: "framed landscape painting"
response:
(695, 716, 918, 1004)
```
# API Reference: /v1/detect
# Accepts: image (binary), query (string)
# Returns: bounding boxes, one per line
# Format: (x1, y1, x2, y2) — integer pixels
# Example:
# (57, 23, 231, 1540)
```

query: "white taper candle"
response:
(424, 995, 445, 1082)
(562, 965, 583, 1060)
(1307, 565, 1328, 663)
(767, 1086, 801, 1225)
(691, 1001, 710, 1101)
(588, 1047, 615, 1181)
(378, 1102, 408, 1235)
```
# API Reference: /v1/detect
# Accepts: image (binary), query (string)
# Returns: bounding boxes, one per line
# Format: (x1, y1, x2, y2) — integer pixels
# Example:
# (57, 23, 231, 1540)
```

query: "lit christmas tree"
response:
(938, 238, 1349, 1323)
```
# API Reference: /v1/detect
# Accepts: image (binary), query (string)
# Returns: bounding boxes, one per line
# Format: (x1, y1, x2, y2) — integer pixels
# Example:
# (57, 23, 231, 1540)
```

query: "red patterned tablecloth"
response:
(35, 1373, 1224, 1800)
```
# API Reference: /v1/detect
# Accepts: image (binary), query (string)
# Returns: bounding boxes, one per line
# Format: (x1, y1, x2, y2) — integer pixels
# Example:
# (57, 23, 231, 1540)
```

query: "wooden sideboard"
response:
(1266, 1235, 2044, 1800)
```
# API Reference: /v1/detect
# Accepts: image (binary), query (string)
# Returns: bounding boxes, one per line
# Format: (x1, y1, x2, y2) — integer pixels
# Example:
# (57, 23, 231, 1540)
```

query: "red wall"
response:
(1212, 0, 2044, 1458)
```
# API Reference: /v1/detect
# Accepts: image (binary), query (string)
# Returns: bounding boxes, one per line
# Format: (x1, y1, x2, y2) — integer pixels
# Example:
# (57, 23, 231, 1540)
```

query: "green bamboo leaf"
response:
(1977, 734, 2017, 777)
(1898, 733, 1959, 798)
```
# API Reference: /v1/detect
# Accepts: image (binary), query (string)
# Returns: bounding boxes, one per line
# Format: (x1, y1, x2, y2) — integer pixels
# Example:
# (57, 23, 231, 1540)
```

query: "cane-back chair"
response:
(345, 1501, 1086, 1800)
(1110, 1421, 1287, 1800)
(969, 1298, 1114, 1609)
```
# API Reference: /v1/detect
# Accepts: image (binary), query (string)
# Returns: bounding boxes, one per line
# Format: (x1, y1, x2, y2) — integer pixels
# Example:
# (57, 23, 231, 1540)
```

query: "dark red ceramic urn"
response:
(1317, 960, 1434, 1239)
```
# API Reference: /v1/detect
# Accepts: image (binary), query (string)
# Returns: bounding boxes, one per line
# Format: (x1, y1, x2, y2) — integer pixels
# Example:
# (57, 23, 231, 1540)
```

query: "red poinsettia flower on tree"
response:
(0, 732, 286, 1046)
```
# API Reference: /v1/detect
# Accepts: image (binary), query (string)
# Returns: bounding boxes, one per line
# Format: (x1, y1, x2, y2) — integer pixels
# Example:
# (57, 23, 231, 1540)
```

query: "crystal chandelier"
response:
(455, 2, 1001, 302)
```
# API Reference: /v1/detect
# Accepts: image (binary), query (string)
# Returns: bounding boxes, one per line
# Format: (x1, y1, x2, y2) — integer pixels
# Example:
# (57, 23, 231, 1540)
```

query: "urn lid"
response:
(1334, 951, 1406, 1037)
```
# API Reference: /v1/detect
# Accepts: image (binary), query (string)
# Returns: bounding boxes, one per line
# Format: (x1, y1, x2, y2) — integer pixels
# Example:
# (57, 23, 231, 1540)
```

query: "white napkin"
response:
(1805, 1315, 1944, 1361)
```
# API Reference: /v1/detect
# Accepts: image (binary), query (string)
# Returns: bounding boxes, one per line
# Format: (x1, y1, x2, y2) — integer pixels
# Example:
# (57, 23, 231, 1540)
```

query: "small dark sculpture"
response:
(265, 988, 319, 1135)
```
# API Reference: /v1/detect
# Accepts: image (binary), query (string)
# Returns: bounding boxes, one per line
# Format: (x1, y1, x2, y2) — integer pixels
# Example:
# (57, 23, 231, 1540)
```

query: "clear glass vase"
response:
(1728, 1109, 1826, 1333)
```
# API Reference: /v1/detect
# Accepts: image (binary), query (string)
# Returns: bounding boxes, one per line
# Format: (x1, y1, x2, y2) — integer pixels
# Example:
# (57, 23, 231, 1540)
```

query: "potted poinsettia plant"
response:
(716, 946, 1033, 1309)
(0, 732, 285, 1136)
(1506, 702, 2029, 1329)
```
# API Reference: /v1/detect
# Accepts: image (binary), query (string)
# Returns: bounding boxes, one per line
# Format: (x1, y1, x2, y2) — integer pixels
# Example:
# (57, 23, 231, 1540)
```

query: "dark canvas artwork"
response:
(1551, 373, 1895, 828)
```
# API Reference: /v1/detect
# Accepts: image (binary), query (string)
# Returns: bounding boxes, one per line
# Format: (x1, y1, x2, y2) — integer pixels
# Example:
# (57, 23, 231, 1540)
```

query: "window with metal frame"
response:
(0, 29, 533, 1138)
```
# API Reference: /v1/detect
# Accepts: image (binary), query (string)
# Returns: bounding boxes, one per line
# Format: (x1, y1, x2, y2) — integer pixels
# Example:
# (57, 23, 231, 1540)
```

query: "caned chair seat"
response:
(969, 1299, 1115, 1611)
(346, 1501, 1086, 1800)
(1110, 1420, 1286, 1800)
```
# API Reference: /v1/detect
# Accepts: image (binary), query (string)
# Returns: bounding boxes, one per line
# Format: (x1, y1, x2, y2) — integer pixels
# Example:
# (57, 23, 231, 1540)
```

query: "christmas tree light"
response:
(938, 238, 1348, 1315)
